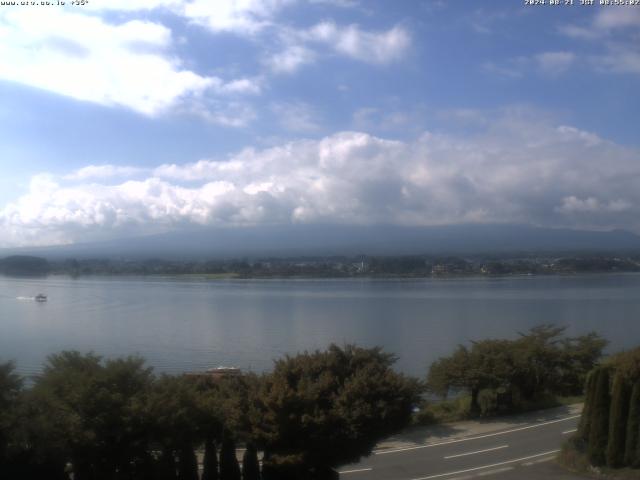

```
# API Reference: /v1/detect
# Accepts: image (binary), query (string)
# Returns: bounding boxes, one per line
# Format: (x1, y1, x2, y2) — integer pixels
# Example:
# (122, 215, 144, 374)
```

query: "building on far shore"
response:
(184, 366, 242, 381)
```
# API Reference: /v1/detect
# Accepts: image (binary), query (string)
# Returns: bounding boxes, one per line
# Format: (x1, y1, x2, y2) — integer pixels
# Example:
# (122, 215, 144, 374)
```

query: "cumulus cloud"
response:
(264, 45, 316, 73)
(0, 7, 258, 119)
(306, 22, 410, 64)
(265, 22, 411, 74)
(559, 6, 639, 76)
(2, 110, 640, 247)
(65, 165, 147, 181)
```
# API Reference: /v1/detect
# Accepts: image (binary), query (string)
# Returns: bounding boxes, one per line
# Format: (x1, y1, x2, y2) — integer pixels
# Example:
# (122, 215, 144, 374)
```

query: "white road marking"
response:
(339, 467, 373, 474)
(477, 466, 514, 476)
(444, 445, 509, 459)
(409, 449, 560, 480)
(562, 428, 577, 435)
(375, 415, 579, 455)
(521, 456, 555, 466)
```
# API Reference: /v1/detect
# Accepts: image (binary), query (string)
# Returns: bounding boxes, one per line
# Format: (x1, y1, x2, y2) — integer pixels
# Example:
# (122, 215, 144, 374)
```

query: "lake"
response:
(1, 274, 639, 378)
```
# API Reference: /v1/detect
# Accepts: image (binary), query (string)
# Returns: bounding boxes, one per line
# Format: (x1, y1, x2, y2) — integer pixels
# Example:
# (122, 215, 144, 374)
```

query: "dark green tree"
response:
(559, 332, 608, 395)
(0, 362, 23, 476)
(177, 443, 199, 480)
(587, 367, 611, 466)
(428, 340, 516, 415)
(220, 436, 241, 480)
(242, 442, 260, 480)
(577, 369, 596, 441)
(624, 383, 640, 467)
(156, 450, 178, 480)
(202, 438, 219, 480)
(606, 373, 631, 467)
(253, 344, 422, 476)
(428, 326, 607, 416)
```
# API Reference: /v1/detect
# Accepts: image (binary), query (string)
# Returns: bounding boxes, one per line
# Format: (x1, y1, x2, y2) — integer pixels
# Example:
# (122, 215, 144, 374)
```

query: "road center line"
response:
(409, 449, 560, 480)
(562, 428, 577, 435)
(375, 415, 579, 455)
(338, 467, 373, 474)
(444, 444, 509, 459)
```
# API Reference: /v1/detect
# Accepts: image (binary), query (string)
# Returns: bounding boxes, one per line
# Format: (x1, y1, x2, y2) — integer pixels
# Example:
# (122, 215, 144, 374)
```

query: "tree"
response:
(427, 326, 607, 416)
(606, 373, 631, 467)
(0, 362, 23, 475)
(624, 383, 640, 467)
(253, 344, 422, 476)
(587, 367, 611, 466)
(177, 444, 199, 480)
(242, 443, 260, 480)
(28, 351, 154, 479)
(577, 369, 596, 441)
(559, 332, 608, 395)
(202, 438, 219, 480)
(220, 436, 241, 480)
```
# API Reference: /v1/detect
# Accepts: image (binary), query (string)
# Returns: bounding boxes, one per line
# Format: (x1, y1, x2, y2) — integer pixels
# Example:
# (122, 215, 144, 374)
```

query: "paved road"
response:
(339, 412, 586, 480)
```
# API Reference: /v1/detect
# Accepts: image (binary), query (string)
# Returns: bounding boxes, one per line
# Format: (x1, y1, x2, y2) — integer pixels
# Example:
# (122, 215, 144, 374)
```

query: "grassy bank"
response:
(412, 394, 584, 426)
(559, 438, 640, 479)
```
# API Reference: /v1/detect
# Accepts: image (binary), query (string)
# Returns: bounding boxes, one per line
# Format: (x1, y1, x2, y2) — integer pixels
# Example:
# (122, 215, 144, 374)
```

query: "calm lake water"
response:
(1, 274, 639, 378)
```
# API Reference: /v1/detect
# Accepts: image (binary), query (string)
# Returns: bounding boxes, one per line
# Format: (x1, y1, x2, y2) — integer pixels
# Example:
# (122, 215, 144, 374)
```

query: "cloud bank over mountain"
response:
(1, 109, 638, 247)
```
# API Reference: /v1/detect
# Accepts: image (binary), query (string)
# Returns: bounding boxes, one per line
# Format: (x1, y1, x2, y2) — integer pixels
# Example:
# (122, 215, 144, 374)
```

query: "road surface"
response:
(339, 409, 586, 479)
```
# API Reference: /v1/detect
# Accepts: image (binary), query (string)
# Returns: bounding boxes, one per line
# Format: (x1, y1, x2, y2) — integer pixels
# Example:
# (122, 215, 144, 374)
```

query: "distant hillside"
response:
(2, 224, 640, 260)
(0, 255, 51, 275)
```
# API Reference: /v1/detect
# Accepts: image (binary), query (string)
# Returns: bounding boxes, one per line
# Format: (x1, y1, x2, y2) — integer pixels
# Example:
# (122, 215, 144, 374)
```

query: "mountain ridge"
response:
(2, 224, 640, 260)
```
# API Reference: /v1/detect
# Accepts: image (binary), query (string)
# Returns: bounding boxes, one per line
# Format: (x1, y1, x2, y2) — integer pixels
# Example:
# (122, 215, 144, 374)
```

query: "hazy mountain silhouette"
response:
(3, 224, 640, 260)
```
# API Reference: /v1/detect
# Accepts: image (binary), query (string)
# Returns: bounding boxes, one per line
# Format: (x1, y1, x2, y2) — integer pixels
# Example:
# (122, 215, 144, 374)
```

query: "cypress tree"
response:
(202, 439, 219, 480)
(220, 437, 241, 480)
(578, 369, 596, 441)
(588, 367, 611, 466)
(177, 444, 199, 480)
(624, 382, 640, 468)
(156, 450, 178, 480)
(242, 443, 260, 480)
(606, 373, 631, 467)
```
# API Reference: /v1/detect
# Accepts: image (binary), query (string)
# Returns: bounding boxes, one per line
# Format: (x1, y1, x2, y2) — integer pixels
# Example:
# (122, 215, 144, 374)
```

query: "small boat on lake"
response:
(35, 294, 47, 302)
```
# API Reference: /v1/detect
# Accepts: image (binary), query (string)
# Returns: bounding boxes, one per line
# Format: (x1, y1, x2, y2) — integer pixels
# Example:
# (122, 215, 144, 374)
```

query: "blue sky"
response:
(0, 0, 639, 247)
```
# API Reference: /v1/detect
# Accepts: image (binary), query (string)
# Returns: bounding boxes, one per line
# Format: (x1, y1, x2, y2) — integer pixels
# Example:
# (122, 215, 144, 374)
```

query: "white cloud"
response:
(2, 110, 640, 246)
(353, 107, 420, 132)
(265, 22, 411, 74)
(558, 7, 640, 77)
(561, 6, 640, 38)
(264, 45, 316, 73)
(485, 52, 575, 78)
(65, 165, 146, 181)
(591, 49, 640, 75)
(593, 7, 640, 30)
(270, 101, 321, 132)
(535, 51, 575, 75)
(306, 22, 410, 64)
(83, 0, 183, 12)
(182, 0, 295, 35)
(556, 196, 631, 215)
(0, 8, 257, 118)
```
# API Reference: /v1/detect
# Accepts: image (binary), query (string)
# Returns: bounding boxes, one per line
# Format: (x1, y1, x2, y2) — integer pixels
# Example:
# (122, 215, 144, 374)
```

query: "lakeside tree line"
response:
(2, 254, 640, 278)
(0, 327, 608, 479)
(426, 325, 607, 416)
(0, 345, 420, 480)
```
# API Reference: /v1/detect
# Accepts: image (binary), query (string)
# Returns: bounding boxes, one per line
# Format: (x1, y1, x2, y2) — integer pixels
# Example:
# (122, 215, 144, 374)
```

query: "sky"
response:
(0, 0, 639, 247)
